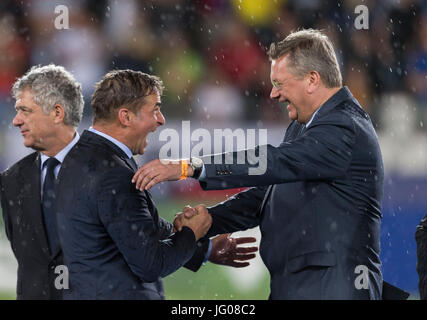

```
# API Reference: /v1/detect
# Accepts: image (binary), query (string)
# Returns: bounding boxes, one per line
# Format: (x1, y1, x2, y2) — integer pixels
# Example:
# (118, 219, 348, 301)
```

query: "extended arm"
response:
(131, 114, 355, 191)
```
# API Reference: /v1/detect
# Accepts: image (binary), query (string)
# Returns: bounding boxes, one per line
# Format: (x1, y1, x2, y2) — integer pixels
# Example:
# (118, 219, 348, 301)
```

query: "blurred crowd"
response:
(0, 0, 426, 172)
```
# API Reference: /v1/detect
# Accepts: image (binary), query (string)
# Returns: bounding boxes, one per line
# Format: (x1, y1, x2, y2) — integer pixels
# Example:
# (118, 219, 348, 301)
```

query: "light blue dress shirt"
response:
(88, 127, 134, 158)
(305, 104, 322, 128)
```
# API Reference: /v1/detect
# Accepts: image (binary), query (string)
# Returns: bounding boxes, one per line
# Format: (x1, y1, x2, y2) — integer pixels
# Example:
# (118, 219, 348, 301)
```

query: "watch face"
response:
(191, 157, 203, 168)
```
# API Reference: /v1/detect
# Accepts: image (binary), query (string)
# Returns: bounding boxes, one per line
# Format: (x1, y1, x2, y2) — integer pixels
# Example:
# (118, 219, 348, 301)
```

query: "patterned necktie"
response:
(42, 157, 60, 254)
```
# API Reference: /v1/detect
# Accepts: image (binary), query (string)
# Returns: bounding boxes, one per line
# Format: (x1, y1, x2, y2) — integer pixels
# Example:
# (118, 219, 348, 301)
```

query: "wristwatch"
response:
(190, 157, 203, 179)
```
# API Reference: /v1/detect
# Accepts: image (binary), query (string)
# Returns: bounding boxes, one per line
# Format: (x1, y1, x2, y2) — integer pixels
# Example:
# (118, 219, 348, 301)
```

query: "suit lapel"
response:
(259, 121, 305, 217)
(259, 88, 352, 218)
(123, 157, 137, 172)
(19, 153, 51, 259)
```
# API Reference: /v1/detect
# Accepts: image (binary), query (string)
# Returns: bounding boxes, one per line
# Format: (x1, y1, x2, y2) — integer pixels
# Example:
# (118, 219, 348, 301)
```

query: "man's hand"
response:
(210, 234, 258, 268)
(179, 205, 211, 241)
(174, 205, 200, 232)
(132, 159, 193, 191)
(174, 205, 258, 268)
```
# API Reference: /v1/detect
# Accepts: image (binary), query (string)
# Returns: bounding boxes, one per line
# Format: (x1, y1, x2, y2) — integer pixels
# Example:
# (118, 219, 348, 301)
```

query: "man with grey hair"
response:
(131, 29, 408, 299)
(0, 64, 84, 299)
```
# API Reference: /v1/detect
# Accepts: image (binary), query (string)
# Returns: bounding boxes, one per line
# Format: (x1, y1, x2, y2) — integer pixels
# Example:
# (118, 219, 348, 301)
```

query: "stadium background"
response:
(0, 0, 426, 299)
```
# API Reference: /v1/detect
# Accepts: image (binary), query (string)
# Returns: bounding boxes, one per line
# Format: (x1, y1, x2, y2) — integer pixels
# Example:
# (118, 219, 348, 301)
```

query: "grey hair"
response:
(267, 29, 342, 88)
(12, 64, 84, 127)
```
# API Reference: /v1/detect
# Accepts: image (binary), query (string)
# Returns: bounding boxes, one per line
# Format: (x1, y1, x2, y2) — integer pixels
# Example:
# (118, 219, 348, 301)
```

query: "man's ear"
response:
(118, 107, 133, 126)
(307, 71, 321, 94)
(52, 104, 66, 124)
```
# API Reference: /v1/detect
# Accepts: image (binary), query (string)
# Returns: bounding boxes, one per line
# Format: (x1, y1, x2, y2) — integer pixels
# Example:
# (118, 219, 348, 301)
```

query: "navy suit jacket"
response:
(0, 153, 63, 299)
(55, 131, 201, 299)
(199, 87, 385, 299)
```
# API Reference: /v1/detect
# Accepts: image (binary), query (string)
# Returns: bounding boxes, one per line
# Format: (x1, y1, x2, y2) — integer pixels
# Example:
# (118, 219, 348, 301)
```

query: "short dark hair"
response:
(91, 69, 164, 123)
(267, 29, 342, 88)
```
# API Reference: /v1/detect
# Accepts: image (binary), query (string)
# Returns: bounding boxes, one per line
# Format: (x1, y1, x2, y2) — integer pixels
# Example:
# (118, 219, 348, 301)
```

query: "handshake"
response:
(174, 204, 211, 241)
(173, 204, 258, 268)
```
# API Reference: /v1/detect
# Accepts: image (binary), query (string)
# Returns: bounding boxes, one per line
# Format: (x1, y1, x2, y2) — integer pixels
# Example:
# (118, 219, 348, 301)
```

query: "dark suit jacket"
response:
(415, 214, 427, 299)
(55, 130, 202, 299)
(0, 152, 63, 299)
(199, 86, 386, 299)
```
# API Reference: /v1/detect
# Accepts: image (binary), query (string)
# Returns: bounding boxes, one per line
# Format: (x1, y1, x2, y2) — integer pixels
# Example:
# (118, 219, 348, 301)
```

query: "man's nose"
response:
(270, 87, 279, 100)
(12, 112, 23, 127)
(157, 111, 165, 126)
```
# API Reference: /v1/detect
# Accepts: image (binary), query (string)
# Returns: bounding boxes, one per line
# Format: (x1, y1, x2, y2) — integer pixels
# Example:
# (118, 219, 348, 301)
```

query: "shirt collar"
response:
(40, 131, 80, 169)
(305, 86, 353, 128)
(305, 105, 322, 128)
(88, 127, 133, 159)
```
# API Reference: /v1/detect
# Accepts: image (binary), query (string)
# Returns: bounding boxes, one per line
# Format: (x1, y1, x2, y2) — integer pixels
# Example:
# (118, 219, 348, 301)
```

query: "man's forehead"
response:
(271, 55, 289, 71)
(15, 88, 34, 101)
(270, 55, 291, 79)
(14, 89, 41, 109)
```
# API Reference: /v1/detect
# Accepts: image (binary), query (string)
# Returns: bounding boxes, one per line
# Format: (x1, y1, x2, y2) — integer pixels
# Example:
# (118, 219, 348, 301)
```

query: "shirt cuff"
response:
(202, 239, 212, 264)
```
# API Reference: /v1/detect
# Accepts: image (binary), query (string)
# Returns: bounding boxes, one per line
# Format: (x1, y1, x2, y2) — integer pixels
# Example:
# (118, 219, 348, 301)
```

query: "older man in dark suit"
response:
(0, 64, 84, 299)
(132, 29, 409, 300)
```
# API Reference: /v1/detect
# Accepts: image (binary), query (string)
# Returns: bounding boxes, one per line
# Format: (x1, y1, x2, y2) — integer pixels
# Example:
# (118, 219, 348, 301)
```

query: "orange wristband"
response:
(180, 160, 188, 180)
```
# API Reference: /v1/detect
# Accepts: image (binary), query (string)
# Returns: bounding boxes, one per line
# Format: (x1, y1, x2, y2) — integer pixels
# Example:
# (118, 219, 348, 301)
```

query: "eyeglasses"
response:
(271, 80, 282, 89)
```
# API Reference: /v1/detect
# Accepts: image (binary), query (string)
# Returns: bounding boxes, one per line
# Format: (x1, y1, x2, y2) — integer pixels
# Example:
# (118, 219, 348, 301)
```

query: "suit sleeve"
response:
(156, 215, 174, 240)
(97, 167, 197, 283)
(205, 186, 268, 238)
(199, 114, 356, 190)
(183, 239, 210, 272)
(155, 211, 210, 272)
(181, 186, 268, 271)
(0, 173, 12, 242)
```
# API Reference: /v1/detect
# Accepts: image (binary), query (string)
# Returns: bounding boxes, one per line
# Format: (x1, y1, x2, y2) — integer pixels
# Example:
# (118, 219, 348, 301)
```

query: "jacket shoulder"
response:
(1, 152, 38, 179)
(315, 100, 366, 129)
(60, 141, 133, 191)
(66, 140, 130, 171)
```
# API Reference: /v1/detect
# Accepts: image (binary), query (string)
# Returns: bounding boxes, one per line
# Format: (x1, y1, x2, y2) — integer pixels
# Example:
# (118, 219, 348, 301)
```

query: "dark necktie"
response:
(42, 157, 60, 254)
(129, 156, 138, 171)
